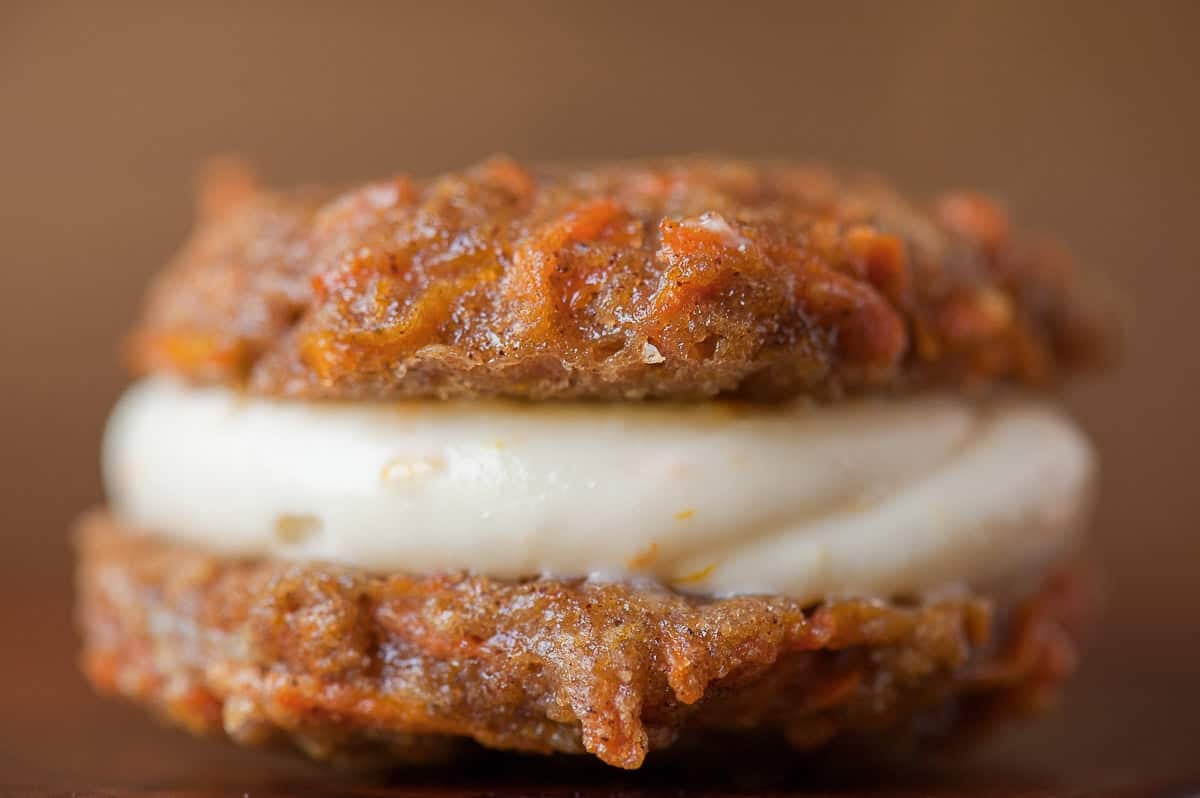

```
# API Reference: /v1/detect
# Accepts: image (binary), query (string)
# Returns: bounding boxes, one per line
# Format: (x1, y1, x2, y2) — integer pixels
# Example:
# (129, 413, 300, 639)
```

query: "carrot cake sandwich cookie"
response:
(78, 157, 1115, 769)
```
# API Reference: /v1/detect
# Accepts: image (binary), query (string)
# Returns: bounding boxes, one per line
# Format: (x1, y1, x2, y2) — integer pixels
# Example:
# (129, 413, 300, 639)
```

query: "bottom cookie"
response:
(76, 512, 1085, 770)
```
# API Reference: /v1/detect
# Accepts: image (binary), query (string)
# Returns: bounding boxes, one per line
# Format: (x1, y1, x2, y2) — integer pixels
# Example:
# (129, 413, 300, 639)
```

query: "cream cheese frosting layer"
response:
(103, 378, 1094, 602)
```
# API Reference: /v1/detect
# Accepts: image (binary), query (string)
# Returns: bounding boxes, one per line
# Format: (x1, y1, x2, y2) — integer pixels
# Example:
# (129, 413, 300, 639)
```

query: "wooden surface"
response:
(2, 2, 1200, 796)
(4, 780, 1199, 798)
(3, 780, 1200, 798)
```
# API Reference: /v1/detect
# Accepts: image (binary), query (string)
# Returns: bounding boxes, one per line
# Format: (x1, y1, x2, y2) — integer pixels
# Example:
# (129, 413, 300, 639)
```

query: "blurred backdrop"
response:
(1, 0, 1197, 787)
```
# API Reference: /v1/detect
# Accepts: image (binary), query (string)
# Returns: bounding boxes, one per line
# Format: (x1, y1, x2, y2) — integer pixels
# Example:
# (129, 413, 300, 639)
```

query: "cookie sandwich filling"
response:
(104, 377, 1093, 603)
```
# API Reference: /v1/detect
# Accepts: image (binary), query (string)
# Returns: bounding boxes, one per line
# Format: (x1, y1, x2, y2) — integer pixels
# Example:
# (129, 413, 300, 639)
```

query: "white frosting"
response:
(103, 379, 1094, 602)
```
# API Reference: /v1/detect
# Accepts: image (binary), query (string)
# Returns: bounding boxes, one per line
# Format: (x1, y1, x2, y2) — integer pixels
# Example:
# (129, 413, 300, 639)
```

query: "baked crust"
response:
(76, 513, 1084, 769)
(129, 157, 1112, 400)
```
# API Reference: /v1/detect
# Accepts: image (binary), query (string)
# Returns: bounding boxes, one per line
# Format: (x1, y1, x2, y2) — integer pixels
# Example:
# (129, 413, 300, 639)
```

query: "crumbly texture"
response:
(76, 513, 1084, 770)
(129, 157, 1112, 400)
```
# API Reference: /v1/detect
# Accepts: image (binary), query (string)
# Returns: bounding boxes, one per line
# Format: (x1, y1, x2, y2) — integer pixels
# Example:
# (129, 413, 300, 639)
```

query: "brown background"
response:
(1, 1, 1198, 792)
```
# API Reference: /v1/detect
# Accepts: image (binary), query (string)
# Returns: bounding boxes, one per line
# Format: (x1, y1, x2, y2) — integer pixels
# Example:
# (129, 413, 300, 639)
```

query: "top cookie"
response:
(129, 157, 1112, 401)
